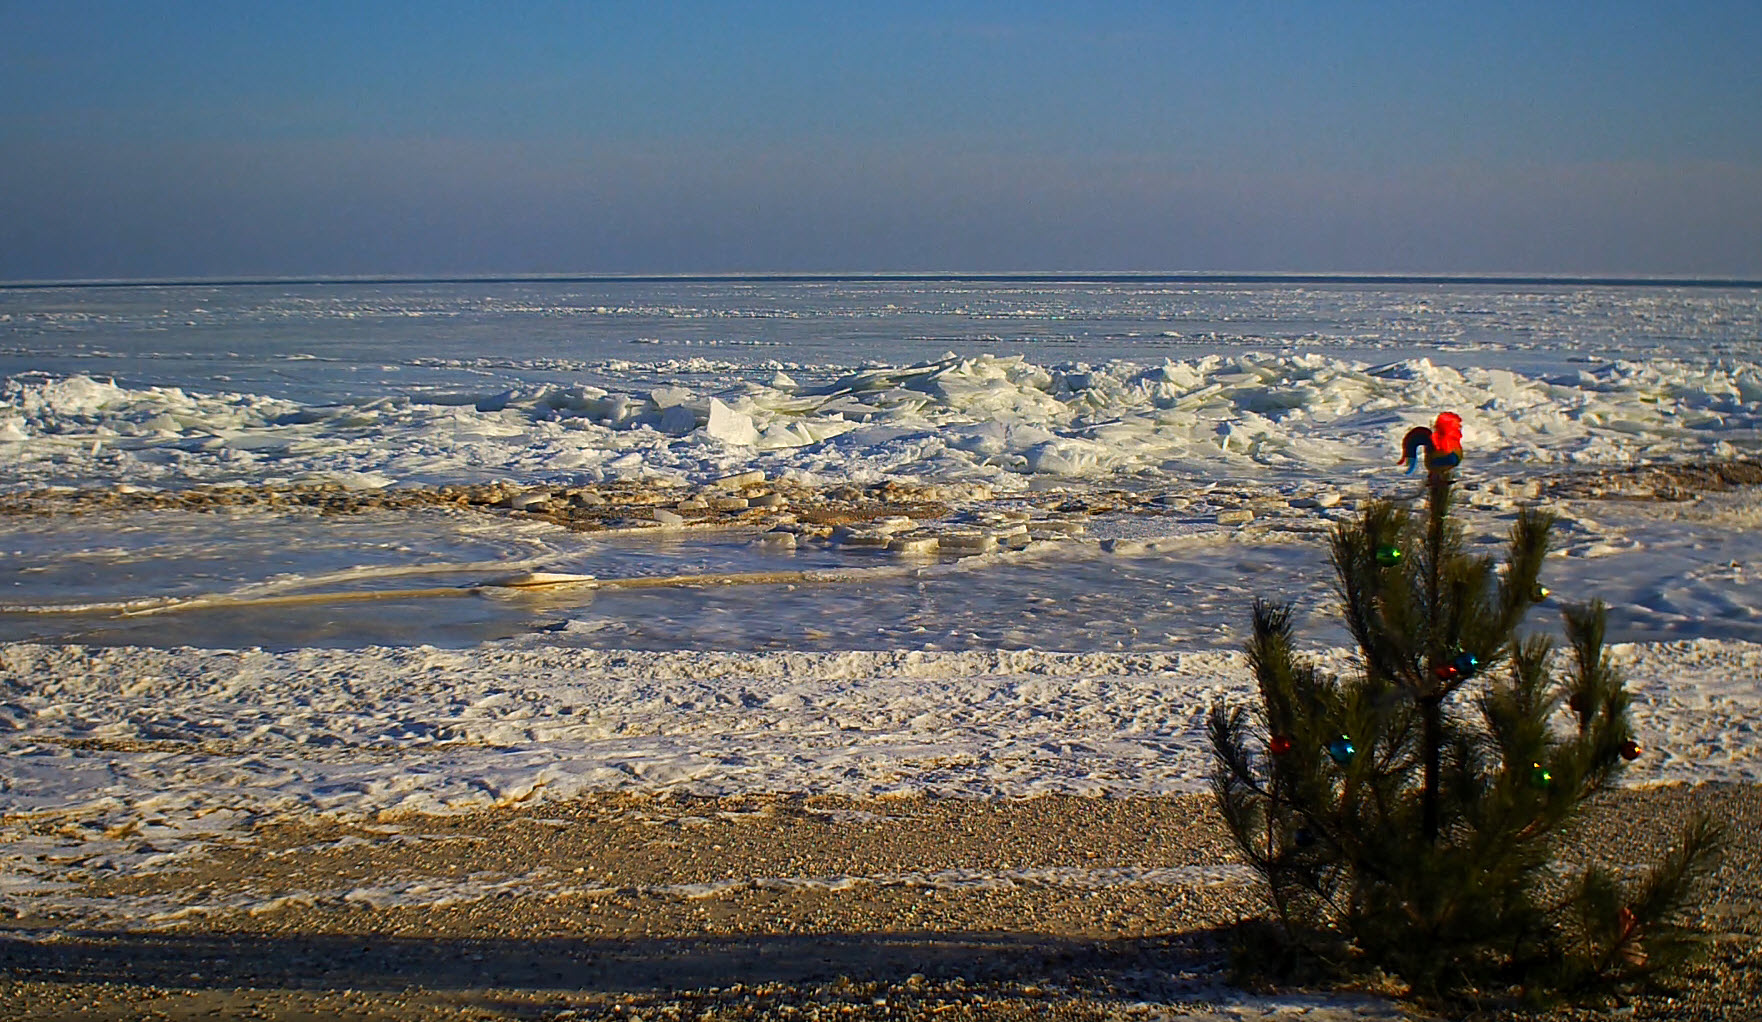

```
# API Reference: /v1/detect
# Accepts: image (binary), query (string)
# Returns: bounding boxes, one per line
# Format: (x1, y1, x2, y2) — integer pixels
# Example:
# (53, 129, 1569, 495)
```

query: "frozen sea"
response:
(3, 275, 1762, 920)
(5, 275, 1762, 650)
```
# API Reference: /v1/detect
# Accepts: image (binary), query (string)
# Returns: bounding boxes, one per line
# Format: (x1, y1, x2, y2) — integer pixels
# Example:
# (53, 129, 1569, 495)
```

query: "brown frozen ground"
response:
(6, 457, 1757, 527)
(2, 786, 1758, 1021)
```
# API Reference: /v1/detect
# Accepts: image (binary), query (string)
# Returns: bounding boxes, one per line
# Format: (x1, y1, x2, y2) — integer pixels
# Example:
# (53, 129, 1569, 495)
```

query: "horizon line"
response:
(3, 270, 1761, 291)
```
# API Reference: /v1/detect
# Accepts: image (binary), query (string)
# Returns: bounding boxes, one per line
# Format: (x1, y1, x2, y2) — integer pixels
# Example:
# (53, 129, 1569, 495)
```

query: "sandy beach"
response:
(3, 786, 1758, 1021)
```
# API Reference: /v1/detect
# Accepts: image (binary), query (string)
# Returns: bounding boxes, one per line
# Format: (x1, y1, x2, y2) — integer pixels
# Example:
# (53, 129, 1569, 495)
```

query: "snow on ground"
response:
(3, 636, 1758, 919)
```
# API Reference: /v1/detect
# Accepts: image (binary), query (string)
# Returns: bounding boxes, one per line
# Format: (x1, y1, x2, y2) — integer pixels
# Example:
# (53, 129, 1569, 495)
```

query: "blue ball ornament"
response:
(1451, 652, 1479, 678)
(1325, 736, 1356, 765)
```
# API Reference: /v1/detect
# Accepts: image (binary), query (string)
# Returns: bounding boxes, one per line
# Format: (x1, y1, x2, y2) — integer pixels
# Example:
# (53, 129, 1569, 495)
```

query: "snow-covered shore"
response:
(5, 636, 1759, 918)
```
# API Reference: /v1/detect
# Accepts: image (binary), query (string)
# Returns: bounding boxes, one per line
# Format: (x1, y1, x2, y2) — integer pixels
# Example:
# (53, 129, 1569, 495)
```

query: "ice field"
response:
(3, 276, 1762, 918)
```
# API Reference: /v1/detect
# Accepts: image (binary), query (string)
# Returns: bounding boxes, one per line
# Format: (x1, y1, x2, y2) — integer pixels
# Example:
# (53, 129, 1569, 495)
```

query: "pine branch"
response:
(1496, 508, 1556, 637)
(1630, 811, 1724, 925)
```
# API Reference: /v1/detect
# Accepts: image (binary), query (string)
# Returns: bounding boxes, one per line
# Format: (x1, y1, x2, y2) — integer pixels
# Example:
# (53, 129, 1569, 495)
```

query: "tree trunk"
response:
(1422, 694, 1442, 843)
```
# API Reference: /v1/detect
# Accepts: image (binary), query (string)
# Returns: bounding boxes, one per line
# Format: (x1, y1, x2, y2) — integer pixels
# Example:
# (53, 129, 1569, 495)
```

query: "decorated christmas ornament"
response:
(1619, 739, 1643, 762)
(1326, 736, 1357, 765)
(1451, 652, 1479, 677)
(1398, 411, 1464, 475)
(1375, 544, 1403, 567)
(1269, 734, 1295, 756)
(1529, 762, 1553, 790)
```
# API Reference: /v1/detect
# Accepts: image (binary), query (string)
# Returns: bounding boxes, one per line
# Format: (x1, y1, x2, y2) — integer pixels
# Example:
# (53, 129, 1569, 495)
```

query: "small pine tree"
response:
(1208, 464, 1722, 1001)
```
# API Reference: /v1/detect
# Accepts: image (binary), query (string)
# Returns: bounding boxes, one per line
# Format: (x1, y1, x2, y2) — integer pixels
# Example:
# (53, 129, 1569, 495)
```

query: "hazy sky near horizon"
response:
(3, 1, 1760, 280)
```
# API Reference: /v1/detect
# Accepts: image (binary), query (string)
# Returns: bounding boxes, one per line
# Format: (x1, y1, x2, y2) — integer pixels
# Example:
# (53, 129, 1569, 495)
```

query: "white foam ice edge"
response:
(2, 639, 1758, 919)
(5, 352, 1760, 492)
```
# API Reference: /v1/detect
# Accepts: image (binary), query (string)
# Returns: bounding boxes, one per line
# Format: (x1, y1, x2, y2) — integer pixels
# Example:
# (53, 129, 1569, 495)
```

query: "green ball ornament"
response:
(1531, 584, 1551, 602)
(1529, 762, 1553, 790)
(1374, 545, 1403, 567)
(1325, 736, 1357, 765)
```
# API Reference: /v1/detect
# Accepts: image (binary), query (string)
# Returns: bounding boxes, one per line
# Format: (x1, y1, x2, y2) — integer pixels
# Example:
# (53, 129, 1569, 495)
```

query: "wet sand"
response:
(3, 787, 1758, 1021)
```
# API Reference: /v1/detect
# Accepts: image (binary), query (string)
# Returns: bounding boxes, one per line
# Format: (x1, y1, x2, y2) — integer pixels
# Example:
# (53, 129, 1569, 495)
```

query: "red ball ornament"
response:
(1619, 739, 1643, 762)
(1434, 663, 1460, 681)
(1269, 734, 1295, 756)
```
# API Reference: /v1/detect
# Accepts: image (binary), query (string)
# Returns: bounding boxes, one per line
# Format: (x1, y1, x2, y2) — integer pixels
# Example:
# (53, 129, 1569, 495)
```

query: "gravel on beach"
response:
(2, 785, 1758, 1021)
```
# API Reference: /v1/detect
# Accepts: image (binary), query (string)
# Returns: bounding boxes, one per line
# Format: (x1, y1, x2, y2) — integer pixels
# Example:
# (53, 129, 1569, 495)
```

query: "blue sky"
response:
(3, 1, 1759, 279)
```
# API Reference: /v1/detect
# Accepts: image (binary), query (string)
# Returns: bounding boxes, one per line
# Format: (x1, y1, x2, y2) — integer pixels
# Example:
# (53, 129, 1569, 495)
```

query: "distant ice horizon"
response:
(8, 269, 1762, 290)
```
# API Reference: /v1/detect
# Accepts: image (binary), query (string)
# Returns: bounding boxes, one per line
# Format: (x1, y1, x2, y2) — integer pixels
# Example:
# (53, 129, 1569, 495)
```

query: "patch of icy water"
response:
(0, 506, 559, 602)
(1535, 490, 1762, 643)
(9, 490, 1762, 651)
(498, 537, 1349, 654)
(496, 492, 1762, 653)
(0, 506, 1345, 651)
